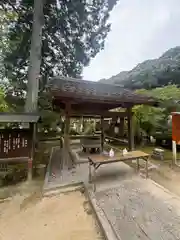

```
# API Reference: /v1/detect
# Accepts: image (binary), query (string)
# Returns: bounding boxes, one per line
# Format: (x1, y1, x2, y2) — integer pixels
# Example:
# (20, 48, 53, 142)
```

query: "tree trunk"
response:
(25, 0, 44, 112)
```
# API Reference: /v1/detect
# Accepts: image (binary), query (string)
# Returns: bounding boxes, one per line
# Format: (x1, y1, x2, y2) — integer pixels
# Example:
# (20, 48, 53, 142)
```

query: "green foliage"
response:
(0, 0, 118, 133)
(1, 0, 117, 96)
(0, 1, 118, 132)
(83, 120, 96, 135)
(40, 109, 60, 130)
(137, 85, 180, 100)
(133, 85, 180, 139)
(0, 87, 9, 112)
(103, 46, 180, 89)
(0, 8, 17, 82)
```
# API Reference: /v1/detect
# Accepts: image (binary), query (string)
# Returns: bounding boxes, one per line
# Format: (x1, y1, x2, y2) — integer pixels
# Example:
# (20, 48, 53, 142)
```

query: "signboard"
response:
(0, 129, 32, 159)
(172, 114, 180, 144)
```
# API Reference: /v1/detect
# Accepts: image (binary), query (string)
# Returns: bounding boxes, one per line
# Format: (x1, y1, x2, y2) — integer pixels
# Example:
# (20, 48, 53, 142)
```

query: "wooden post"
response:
(82, 117, 85, 132)
(63, 102, 71, 168)
(127, 107, 134, 151)
(119, 117, 124, 137)
(172, 140, 177, 166)
(28, 122, 36, 181)
(79, 116, 83, 133)
(101, 116, 104, 152)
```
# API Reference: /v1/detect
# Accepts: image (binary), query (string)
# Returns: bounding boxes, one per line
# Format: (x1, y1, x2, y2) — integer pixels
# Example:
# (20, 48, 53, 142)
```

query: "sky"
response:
(83, 0, 180, 81)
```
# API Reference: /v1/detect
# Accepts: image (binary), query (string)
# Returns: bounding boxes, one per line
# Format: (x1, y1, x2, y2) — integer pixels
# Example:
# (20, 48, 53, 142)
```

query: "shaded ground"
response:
(0, 180, 43, 200)
(45, 140, 180, 197)
(45, 143, 135, 192)
(50, 142, 180, 240)
(0, 191, 103, 240)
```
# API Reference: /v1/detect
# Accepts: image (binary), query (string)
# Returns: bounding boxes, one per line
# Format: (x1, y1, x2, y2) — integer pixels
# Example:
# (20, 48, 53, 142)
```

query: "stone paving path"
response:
(95, 178, 180, 240)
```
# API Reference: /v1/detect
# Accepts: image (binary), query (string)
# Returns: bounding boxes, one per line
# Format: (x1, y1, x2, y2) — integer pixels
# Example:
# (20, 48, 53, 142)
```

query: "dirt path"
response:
(0, 191, 102, 240)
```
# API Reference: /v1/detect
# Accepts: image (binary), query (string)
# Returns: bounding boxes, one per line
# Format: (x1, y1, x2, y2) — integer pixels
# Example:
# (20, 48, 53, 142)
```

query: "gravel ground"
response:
(0, 191, 102, 240)
(95, 178, 180, 240)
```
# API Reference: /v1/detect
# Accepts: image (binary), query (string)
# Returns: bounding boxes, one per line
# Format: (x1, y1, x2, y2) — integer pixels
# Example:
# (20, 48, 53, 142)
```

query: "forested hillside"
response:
(100, 46, 180, 89)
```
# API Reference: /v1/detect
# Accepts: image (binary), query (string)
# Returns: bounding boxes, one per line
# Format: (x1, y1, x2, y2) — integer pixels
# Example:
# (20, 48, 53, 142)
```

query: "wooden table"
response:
(88, 150, 150, 191)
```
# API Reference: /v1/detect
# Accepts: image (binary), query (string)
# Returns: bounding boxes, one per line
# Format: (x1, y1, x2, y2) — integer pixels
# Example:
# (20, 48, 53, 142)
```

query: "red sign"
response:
(172, 114, 180, 144)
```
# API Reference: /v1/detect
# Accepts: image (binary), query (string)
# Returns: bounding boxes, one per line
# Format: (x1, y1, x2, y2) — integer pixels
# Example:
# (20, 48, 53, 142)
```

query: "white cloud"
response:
(83, 0, 180, 81)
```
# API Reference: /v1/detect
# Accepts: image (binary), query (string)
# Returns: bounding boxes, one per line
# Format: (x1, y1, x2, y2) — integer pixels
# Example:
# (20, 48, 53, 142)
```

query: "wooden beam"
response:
(127, 107, 134, 151)
(63, 102, 72, 168)
(119, 117, 125, 136)
(62, 111, 132, 118)
(70, 115, 101, 119)
(28, 123, 34, 181)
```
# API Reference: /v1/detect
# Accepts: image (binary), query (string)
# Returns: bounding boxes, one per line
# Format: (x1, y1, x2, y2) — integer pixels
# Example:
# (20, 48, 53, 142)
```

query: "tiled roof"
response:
(0, 113, 40, 123)
(47, 76, 157, 106)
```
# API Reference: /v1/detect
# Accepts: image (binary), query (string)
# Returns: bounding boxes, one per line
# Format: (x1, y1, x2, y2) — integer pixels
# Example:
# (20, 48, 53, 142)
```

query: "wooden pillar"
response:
(101, 116, 104, 151)
(127, 107, 134, 151)
(28, 122, 36, 181)
(79, 116, 83, 133)
(119, 117, 124, 136)
(63, 102, 71, 168)
(82, 117, 85, 132)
